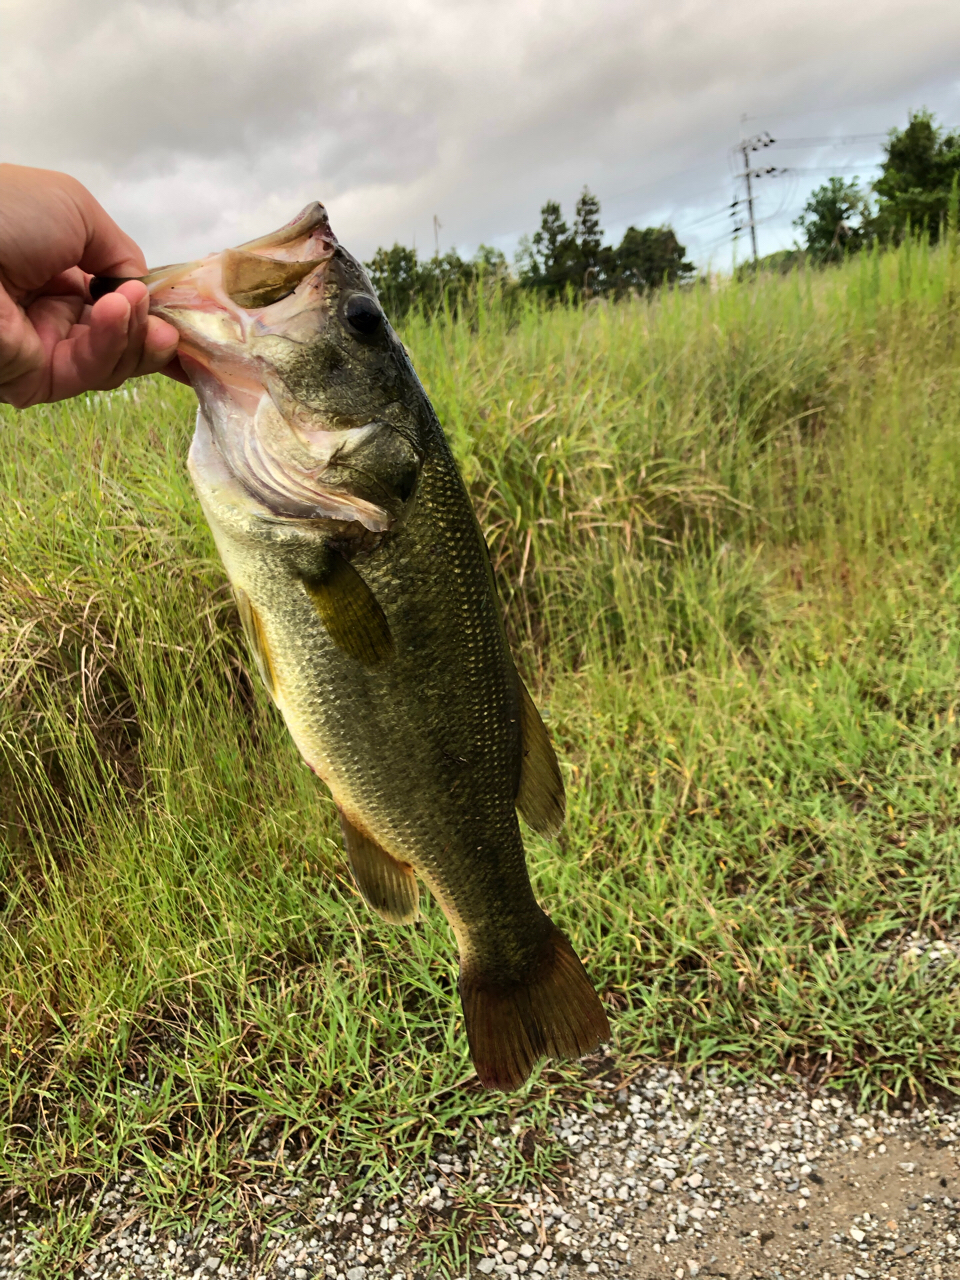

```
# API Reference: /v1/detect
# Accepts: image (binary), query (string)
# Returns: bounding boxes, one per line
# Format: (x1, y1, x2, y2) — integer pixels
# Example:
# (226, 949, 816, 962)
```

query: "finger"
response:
(0, 284, 40, 394)
(46, 286, 178, 399)
(0, 287, 86, 405)
(42, 291, 135, 400)
(2, 278, 170, 406)
(98, 281, 166, 385)
(28, 293, 88, 350)
(28, 268, 89, 303)
(1, 292, 86, 397)
(139, 316, 181, 375)
(159, 354, 192, 386)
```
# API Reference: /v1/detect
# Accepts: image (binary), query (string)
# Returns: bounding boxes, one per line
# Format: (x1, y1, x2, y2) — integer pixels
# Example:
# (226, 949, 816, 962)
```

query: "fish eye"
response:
(343, 293, 384, 338)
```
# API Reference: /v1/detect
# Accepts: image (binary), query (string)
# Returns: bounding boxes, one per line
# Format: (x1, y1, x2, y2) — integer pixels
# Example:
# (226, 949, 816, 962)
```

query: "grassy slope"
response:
(2, 236, 960, 1268)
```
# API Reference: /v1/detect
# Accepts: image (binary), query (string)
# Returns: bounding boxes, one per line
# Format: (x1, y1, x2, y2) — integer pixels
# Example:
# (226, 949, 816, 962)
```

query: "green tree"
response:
(365, 243, 511, 322)
(872, 110, 960, 243)
(364, 243, 423, 318)
(610, 225, 695, 293)
(428, 249, 476, 305)
(794, 177, 871, 263)
(519, 188, 695, 298)
(519, 188, 618, 296)
(573, 188, 606, 293)
(472, 244, 509, 277)
(518, 199, 580, 295)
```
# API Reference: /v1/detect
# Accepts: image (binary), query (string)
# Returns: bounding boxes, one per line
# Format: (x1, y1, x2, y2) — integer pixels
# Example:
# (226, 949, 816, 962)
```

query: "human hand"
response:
(0, 164, 183, 408)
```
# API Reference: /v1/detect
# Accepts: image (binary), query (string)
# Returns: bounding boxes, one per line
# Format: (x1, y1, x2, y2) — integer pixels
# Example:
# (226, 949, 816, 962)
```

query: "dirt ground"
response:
(562, 1127, 960, 1278)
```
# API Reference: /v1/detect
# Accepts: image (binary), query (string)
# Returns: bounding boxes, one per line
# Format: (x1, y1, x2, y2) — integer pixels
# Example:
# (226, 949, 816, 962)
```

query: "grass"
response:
(3, 233, 960, 1272)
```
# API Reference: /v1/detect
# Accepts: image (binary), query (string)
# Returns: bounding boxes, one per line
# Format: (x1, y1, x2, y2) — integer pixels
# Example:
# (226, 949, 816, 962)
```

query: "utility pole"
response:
(433, 214, 442, 259)
(734, 123, 780, 263)
(740, 141, 759, 263)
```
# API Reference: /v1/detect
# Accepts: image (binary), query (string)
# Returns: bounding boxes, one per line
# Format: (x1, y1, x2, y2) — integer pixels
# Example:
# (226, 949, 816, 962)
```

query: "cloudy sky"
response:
(3, 0, 959, 273)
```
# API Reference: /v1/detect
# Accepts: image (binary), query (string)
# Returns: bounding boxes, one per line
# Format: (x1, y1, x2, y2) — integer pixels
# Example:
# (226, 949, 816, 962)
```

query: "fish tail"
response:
(458, 920, 609, 1091)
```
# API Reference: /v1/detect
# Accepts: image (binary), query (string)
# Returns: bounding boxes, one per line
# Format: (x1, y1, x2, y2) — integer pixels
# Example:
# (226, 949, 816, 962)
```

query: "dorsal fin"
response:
(233, 586, 278, 698)
(300, 550, 393, 667)
(516, 678, 565, 837)
(339, 810, 419, 925)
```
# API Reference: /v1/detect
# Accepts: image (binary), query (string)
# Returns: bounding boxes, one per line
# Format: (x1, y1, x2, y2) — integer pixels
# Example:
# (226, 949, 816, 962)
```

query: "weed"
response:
(3, 241, 960, 1267)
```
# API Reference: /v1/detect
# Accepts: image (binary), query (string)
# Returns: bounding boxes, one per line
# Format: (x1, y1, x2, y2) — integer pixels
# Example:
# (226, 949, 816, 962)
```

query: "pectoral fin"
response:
(516, 678, 565, 837)
(234, 586, 277, 697)
(339, 810, 419, 924)
(301, 551, 393, 667)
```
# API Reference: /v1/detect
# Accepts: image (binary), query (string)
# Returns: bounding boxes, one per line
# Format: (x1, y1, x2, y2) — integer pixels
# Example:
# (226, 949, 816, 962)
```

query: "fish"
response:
(100, 202, 609, 1089)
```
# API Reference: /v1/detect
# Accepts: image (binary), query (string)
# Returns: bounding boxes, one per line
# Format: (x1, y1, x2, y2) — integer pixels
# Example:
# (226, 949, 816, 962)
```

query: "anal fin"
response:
(339, 810, 419, 924)
(516, 678, 565, 837)
(301, 550, 393, 667)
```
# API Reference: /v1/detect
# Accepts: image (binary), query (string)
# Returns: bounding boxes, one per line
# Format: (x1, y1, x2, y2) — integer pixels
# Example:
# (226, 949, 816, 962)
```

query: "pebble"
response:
(3, 1065, 960, 1278)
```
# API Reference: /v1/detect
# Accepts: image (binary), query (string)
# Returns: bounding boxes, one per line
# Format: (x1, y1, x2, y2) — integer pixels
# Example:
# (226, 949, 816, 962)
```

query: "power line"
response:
(603, 131, 890, 237)
(766, 133, 887, 148)
(698, 111, 958, 263)
(727, 120, 896, 260)
(779, 163, 882, 173)
(603, 159, 725, 205)
(740, 98, 907, 121)
(677, 200, 740, 229)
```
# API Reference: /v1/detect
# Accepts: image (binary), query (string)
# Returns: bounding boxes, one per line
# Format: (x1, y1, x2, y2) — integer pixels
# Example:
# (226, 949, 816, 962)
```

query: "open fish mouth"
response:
(95, 205, 411, 532)
(139, 202, 339, 368)
(94, 202, 336, 316)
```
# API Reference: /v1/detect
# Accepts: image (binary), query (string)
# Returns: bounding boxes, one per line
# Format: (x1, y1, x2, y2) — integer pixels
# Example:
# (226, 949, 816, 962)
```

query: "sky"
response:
(3, 0, 960, 274)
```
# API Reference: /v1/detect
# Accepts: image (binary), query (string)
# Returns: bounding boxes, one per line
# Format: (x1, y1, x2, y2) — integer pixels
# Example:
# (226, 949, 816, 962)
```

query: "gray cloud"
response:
(3, 0, 959, 269)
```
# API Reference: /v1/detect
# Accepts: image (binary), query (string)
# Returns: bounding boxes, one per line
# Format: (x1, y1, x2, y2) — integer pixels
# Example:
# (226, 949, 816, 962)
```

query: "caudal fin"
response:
(458, 922, 609, 1091)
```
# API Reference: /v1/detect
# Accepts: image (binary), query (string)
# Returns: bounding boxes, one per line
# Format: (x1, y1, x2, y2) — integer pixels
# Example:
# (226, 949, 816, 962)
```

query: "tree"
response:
(364, 243, 511, 322)
(871, 110, 960, 243)
(794, 177, 871, 263)
(472, 244, 509, 277)
(518, 199, 581, 295)
(364, 244, 423, 317)
(610, 225, 695, 293)
(371, 186, 695, 318)
(573, 188, 605, 292)
(518, 188, 693, 298)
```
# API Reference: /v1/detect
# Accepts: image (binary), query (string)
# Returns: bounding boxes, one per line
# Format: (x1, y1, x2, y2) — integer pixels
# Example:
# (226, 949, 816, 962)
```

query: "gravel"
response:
(4, 1065, 960, 1278)
(881, 928, 960, 971)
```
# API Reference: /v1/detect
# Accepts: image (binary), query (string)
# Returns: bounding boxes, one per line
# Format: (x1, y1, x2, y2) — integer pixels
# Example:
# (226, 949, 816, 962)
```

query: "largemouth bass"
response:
(97, 203, 608, 1089)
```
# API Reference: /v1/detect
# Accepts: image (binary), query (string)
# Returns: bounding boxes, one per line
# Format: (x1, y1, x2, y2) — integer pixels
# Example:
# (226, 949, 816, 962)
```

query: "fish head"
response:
(145, 203, 423, 533)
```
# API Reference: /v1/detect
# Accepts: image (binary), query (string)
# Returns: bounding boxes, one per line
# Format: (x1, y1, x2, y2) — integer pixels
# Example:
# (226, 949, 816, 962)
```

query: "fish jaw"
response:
(144, 202, 338, 386)
(145, 204, 418, 532)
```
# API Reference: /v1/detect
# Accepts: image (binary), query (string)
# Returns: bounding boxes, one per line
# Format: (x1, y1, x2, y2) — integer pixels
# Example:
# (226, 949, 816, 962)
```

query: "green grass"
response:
(3, 234, 960, 1271)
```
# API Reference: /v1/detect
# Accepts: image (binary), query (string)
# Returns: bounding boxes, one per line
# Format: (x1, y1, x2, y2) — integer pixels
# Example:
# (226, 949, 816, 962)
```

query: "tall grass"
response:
(2, 235, 960, 1270)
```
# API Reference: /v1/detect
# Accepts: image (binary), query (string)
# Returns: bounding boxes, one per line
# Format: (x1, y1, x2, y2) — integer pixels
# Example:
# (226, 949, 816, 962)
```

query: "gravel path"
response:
(4, 1066, 959, 1279)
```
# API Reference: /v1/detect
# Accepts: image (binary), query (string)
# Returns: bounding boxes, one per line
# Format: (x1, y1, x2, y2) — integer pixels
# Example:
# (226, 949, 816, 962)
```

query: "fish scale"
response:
(100, 200, 609, 1089)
